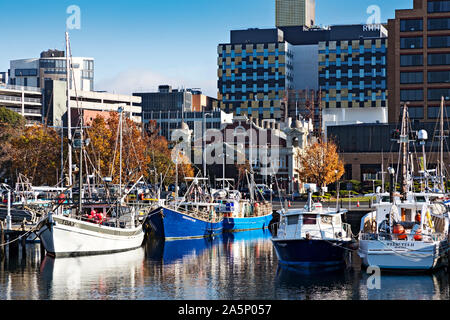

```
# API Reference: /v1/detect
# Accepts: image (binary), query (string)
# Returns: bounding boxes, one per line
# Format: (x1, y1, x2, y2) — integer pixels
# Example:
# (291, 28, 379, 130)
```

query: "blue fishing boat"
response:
(147, 203, 223, 240)
(219, 199, 273, 232)
(212, 178, 273, 233)
(223, 213, 274, 232)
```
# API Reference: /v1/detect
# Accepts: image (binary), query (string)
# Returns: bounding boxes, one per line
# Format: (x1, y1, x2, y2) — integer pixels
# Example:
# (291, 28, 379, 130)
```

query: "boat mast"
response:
(440, 96, 445, 192)
(119, 106, 123, 200)
(78, 112, 84, 214)
(400, 103, 408, 202)
(65, 32, 73, 198)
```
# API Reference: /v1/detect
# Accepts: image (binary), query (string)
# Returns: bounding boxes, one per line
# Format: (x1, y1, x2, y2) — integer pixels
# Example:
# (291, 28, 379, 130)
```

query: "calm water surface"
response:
(0, 230, 449, 300)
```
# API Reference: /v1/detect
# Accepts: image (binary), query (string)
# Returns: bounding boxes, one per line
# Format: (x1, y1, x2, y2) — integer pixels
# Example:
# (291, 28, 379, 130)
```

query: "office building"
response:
(191, 90, 218, 112)
(145, 109, 233, 141)
(276, 0, 316, 28)
(134, 85, 193, 115)
(388, 0, 450, 122)
(0, 72, 7, 85)
(43, 80, 141, 128)
(0, 84, 42, 123)
(134, 85, 219, 125)
(9, 49, 94, 91)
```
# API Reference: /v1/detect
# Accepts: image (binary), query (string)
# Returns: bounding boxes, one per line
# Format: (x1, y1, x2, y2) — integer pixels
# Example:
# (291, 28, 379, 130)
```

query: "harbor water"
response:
(0, 230, 449, 300)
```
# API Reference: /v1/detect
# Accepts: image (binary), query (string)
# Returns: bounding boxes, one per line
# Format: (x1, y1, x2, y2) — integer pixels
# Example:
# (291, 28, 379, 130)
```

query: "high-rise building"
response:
(318, 26, 389, 130)
(217, 28, 294, 120)
(276, 0, 316, 28)
(388, 0, 450, 123)
(218, 24, 389, 129)
(9, 50, 94, 91)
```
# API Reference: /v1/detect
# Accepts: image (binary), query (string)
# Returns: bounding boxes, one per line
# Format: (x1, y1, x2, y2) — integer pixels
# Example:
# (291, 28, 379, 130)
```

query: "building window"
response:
(428, 1, 450, 13)
(400, 72, 423, 84)
(428, 18, 450, 30)
(428, 53, 450, 65)
(409, 106, 424, 119)
(428, 88, 450, 101)
(14, 69, 38, 77)
(428, 71, 450, 83)
(400, 19, 423, 32)
(427, 106, 450, 119)
(400, 89, 423, 101)
(400, 37, 423, 49)
(400, 54, 423, 66)
(428, 36, 450, 48)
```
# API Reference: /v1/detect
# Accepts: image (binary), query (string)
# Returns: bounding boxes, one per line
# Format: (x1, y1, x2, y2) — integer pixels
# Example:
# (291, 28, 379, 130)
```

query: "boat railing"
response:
(360, 231, 447, 242)
(168, 204, 223, 223)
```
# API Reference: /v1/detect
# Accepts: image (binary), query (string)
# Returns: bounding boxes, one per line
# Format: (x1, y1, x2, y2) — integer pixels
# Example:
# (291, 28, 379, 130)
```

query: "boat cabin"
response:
(277, 205, 349, 241)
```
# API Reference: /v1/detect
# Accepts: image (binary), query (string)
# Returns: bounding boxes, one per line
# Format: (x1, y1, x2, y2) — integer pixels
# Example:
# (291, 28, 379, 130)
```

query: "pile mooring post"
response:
(6, 190, 11, 231)
(0, 221, 4, 260)
(21, 220, 27, 260)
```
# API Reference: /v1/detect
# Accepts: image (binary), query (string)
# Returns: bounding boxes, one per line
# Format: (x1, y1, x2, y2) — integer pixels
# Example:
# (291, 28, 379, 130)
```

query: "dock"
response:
(0, 220, 38, 261)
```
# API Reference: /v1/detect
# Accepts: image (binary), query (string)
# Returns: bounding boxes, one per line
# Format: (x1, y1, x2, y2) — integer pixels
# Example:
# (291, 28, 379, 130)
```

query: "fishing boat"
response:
(271, 184, 353, 268)
(358, 104, 450, 271)
(146, 177, 223, 240)
(35, 115, 147, 257)
(35, 35, 148, 257)
(213, 177, 273, 232)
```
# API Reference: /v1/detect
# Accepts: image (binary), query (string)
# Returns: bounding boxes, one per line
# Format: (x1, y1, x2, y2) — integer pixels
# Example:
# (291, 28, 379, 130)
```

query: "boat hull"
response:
(147, 207, 223, 241)
(272, 238, 350, 268)
(36, 215, 145, 258)
(358, 239, 449, 271)
(223, 213, 273, 232)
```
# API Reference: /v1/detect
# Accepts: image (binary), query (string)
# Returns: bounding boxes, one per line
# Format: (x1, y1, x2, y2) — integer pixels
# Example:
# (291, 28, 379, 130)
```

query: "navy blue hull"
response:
(147, 207, 223, 240)
(272, 239, 350, 268)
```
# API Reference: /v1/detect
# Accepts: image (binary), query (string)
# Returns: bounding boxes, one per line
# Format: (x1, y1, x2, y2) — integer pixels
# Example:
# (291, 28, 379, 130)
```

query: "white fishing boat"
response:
(35, 34, 147, 257)
(358, 104, 450, 271)
(359, 193, 449, 270)
(36, 208, 144, 258)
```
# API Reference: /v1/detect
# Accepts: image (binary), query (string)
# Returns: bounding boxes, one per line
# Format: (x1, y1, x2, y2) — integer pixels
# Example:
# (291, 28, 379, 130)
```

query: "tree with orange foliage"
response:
(296, 139, 345, 189)
(9, 124, 61, 186)
(85, 113, 152, 185)
(85, 114, 194, 186)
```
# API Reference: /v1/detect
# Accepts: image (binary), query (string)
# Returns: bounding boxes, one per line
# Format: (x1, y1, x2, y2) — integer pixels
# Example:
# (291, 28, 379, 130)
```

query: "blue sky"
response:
(0, 0, 413, 97)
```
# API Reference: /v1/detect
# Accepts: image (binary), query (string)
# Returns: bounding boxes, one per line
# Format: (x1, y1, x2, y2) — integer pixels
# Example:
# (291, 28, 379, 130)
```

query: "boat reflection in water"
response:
(274, 263, 357, 300)
(143, 229, 277, 300)
(360, 269, 450, 300)
(145, 236, 222, 265)
(39, 248, 146, 300)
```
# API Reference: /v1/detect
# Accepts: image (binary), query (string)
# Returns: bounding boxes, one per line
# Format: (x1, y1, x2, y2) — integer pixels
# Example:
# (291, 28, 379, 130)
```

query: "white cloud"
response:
(95, 69, 217, 98)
